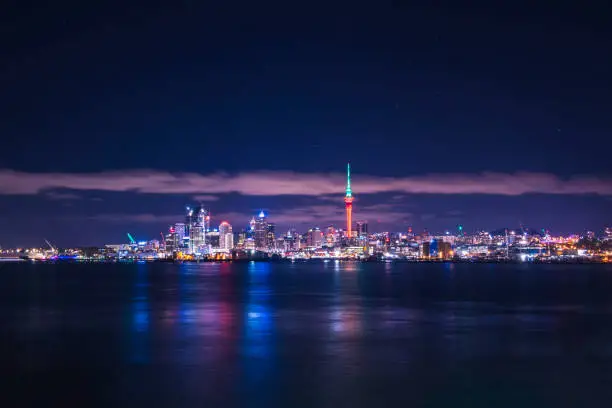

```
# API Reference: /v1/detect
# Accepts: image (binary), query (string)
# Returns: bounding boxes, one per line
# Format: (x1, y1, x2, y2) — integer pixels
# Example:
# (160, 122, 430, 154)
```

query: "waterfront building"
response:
(422, 241, 431, 259)
(245, 237, 255, 251)
(437, 240, 453, 259)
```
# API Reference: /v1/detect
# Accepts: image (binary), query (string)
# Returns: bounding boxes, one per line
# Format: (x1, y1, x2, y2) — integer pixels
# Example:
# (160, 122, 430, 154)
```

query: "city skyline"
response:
(1, 161, 611, 247)
(0, 162, 609, 248)
(1, 2, 611, 246)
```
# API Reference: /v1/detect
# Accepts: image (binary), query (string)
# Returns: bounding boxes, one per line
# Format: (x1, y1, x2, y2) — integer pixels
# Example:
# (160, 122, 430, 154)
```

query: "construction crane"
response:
(160, 232, 166, 249)
(127, 233, 136, 245)
(44, 239, 56, 252)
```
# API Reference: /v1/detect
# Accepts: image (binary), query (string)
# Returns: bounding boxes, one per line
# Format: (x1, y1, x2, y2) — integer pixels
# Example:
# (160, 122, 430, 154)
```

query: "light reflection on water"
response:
(4, 262, 612, 407)
(244, 261, 273, 359)
(129, 263, 149, 364)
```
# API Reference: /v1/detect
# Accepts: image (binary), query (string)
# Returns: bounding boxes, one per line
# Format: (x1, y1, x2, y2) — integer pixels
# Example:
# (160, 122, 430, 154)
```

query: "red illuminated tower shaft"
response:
(344, 163, 353, 238)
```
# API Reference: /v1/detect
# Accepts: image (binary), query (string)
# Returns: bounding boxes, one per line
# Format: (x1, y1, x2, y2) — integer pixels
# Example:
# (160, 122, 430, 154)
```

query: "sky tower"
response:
(344, 163, 354, 238)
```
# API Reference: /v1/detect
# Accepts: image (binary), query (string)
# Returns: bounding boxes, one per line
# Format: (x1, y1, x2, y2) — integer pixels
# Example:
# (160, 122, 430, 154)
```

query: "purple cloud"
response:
(86, 214, 183, 224)
(192, 194, 220, 202)
(0, 169, 610, 196)
(44, 191, 82, 200)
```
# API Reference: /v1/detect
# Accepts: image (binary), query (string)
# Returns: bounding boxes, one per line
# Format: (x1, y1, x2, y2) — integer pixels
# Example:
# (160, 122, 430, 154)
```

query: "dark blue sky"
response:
(1, 1, 611, 246)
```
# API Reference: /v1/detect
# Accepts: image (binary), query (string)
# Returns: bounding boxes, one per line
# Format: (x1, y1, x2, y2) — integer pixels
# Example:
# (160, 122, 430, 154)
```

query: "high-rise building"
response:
(307, 228, 323, 248)
(266, 222, 276, 249)
(283, 229, 300, 251)
(254, 211, 268, 250)
(169, 223, 187, 252)
(245, 237, 255, 250)
(344, 163, 354, 239)
(325, 226, 336, 246)
(165, 226, 176, 254)
(236, 231, 247, 249)
(437, 241, 453, 260)
(186, 206, 210, 254)
(421, 241, 431, 259)
(207, 230, 220, 248)
(356, 221, 368, 237)
(219, 221, 234, 251)
(174, 223, 186, 241)
(248, 217, 256, 238)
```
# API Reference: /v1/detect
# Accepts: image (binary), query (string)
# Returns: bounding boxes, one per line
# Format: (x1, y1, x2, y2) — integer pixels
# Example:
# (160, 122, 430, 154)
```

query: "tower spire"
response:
(346, 162, 352, 197)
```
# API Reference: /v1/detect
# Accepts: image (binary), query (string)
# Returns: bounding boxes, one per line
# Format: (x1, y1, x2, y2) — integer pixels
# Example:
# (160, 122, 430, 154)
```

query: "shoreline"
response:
(11, 257, 608, 265)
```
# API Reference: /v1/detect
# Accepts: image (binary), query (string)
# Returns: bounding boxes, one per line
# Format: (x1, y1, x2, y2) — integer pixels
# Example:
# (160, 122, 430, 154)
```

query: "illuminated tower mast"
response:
(344, 163, 354, 239)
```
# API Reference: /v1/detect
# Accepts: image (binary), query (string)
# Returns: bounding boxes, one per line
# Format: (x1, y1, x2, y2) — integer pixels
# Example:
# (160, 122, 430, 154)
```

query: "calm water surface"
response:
(1, 262, 612, 407)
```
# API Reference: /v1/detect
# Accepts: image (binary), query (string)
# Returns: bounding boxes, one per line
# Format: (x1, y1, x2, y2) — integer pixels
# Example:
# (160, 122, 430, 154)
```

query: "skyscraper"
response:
(325, 226, 337, 246)
(249, 217, 256, 234)
(207, 230, 220, 248)
(254, 211, 268, 250)
(284, 229, 300, 251)
(344, 163, 354, 239)
(307, 228, 323, 248)
(186, 206, 210, 254)
(266, 222, 276, 250)
(356, 221, 368, 237)
(174, 223, 186, 242)
(219, 221, 233, 251)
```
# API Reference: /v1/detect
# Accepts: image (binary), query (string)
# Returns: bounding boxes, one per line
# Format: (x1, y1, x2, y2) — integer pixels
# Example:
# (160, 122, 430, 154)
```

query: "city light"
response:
(2, 164, 609, 264)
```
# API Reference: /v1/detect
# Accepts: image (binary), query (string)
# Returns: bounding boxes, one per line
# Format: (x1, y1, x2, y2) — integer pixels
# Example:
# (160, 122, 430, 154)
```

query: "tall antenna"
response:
(346, 162, 352, 197)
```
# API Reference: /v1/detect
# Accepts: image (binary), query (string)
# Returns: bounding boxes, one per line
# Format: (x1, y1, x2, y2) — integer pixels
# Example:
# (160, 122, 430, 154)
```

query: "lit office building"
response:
(219, 221, 234, 251)
(325, 226, 336, 246)
(186, 206, 210, 254)
(174, 223, 186, 241)
(248, 217, 256, 238)
(356, 221, 368, 237)
(307, 228, 323, 248)
(266, 222, 276, 249)
(283, 229, 300, 251)
(254, 211, 268, 250)
(245, 238, 255, 250)
(208, 230, 221, 248)
(236, 231, 247, 249)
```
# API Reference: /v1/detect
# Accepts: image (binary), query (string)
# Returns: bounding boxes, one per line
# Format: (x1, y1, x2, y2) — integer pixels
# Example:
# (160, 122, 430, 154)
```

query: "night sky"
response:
(1, 1, 611, 247)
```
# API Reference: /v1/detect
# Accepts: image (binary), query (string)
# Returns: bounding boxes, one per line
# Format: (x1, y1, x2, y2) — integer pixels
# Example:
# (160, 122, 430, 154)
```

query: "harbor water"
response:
(1, 261, 612, 407)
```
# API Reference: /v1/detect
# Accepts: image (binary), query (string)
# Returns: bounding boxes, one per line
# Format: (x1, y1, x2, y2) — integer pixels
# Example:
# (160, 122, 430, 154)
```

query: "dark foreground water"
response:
(1, 262, 612, 407)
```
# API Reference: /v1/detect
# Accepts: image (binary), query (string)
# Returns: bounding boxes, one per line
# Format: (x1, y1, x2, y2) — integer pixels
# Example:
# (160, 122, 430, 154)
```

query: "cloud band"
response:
(0, 169, 610, 196)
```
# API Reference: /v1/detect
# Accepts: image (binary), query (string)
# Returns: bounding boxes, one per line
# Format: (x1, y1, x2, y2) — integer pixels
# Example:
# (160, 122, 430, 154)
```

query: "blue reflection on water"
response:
(242, 261, 275, 386)
(179, 264, 191, 326)
(130, 263, 150, 363)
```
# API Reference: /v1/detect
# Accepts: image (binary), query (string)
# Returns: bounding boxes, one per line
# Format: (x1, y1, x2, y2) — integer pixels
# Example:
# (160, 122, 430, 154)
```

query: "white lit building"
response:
(219, 221, 234, 251)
